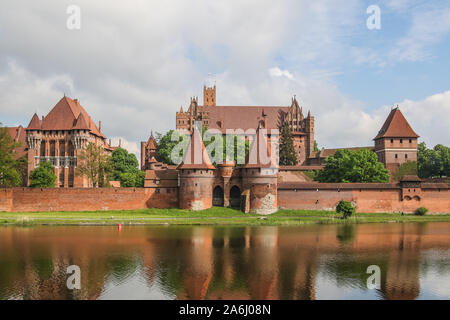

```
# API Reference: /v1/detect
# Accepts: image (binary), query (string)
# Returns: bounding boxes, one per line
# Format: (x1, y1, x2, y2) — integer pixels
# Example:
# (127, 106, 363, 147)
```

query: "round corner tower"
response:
(177, 127, 216, 211)
(242, 130, 278, 215)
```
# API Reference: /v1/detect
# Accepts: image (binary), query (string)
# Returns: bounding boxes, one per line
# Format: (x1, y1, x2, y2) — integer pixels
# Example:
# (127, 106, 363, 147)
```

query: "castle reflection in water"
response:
(0, 223, 449, 300)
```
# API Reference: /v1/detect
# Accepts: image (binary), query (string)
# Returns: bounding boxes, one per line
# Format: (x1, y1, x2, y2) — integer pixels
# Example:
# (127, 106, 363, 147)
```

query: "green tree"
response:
(204, 132, 250, 166)
(393, 161, 418, 181)
(336, 200, 355, 219)
(111, 147, 145, 187)
(418, 142, 450, 178)
(279, 121, 298, 166)
(29, 161, 56, 188)
(316, 149, 390, 183)
(155, 130, 187, 165)
(418, 142, 434, 178)
(76, 142, 112, 187)
(157, 129, 249, 166)
(314, 140, 319, 152)
(0, 124, 26, 187)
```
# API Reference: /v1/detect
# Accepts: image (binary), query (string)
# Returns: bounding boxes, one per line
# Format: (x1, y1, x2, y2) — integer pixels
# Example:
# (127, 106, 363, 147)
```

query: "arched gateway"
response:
(213, 186, 224, 207)
(229, 186, 241, 208)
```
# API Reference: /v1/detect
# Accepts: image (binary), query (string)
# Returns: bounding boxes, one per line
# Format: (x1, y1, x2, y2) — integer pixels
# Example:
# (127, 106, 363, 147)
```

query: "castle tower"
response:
(241, 127, 278, 214)
(25, 113, 42, 186)
(177, 126, 216, 210)
(374, 107, 419, 175)
(203, 85, 216, 107)
(141, 132, 157, 170)
(304, 110, 315, 158)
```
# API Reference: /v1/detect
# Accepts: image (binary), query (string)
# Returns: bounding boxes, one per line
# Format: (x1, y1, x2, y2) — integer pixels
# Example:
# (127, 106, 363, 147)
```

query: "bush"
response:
(29, 161, 56, 188)
(415, 207, 428, 216)
(336, 200, 355, 219)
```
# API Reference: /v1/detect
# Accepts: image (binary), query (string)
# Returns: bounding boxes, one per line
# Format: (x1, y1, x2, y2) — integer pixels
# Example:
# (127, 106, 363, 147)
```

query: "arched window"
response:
(213, 186, 224, 207)
(230, 186, 241, 208)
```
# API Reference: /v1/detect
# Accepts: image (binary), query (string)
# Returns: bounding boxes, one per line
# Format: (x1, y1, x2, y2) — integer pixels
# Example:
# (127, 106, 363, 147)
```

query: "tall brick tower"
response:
(304, 110, 315, 159)
(203, 85, 216, 107)
(242, 127, 278, 215)
(177, 126, 216, 211)
(374, 107, 419, 174)
(140, 132, 157, 170)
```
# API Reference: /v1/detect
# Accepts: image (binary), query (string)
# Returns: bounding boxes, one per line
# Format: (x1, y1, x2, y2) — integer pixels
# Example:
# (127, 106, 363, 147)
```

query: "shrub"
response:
(336, 200, 355, 219)
(415, 207, 428, 216)
(29, 161, 56, 188)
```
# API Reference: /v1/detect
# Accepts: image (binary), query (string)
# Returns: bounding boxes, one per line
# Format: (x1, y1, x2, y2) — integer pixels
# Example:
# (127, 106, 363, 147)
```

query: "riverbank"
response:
(1, 207, 450, 226)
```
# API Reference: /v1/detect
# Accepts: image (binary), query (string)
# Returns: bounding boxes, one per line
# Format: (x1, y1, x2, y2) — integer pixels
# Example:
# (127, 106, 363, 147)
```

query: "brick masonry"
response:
(278, 182, 450, 214)
(0, 188, 153, 212)
(1, 180, 448, 213)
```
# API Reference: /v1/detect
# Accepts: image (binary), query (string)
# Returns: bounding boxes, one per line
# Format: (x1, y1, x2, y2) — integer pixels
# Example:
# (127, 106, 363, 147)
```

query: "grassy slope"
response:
(1, 207, 450, 226)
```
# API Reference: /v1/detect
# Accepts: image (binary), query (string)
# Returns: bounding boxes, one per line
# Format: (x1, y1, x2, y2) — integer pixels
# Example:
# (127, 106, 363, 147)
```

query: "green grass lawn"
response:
(1, 207, 450, 226)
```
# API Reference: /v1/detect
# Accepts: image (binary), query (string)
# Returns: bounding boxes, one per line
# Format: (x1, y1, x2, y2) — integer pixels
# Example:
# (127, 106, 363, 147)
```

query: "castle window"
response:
(409, 139, 412, 143)
(405, 154, 408, 159)
(156, 189, 160, 194)
(395, 154, 398, 159)
(390, 139, 394, 143)
(59, 171, 65, 188)
(400, 139, 403, 143)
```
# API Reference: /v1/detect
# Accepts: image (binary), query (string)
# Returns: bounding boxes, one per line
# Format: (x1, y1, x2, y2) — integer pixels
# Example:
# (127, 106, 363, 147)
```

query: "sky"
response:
(1, 0, 449, 158)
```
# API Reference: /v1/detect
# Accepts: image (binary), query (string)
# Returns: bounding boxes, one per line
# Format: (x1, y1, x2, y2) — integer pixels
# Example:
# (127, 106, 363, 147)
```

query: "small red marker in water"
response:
(118, 224, 122, 232)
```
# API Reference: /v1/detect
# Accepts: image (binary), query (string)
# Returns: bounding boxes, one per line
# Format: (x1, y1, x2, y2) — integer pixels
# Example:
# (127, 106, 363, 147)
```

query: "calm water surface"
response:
(0, 223, 449, 300)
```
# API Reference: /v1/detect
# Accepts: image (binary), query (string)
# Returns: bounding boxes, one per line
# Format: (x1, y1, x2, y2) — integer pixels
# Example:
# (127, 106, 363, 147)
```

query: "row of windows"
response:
(376, 138, 414, 146)
(391, 138, 413, 144)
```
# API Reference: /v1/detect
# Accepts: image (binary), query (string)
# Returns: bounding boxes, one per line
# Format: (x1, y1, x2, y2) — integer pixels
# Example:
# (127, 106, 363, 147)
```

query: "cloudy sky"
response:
(1, 0, 449, 158)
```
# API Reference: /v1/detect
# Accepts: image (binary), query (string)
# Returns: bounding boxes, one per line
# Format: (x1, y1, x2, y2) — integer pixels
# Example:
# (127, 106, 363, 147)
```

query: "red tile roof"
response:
(37, 96, 105, 138)
(146, 135, 157, 149)
(26, 113, 41, 130)
(314, 146, 375, 158)
(199, 105, 289, 132)
(5, 126, 27, 159)
(177, 127, 215, 170)
(72, 112, 90, 130)
(374, 108, 419, 139)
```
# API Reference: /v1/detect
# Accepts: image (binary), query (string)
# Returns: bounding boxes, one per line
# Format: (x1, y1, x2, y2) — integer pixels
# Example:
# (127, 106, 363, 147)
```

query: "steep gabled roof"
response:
(147, 134, 157, 149)
(5, 126, 27, 159)
(26, 113, 41, 130)
(177, 127, 215, 170)
(40, 96, 105, 138)
(374, 108, 419, 140)
(73, 112, 90, 130)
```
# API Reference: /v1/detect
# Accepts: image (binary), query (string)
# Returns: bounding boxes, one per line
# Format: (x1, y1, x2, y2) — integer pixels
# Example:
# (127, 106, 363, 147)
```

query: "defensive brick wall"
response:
(1, 182, 449, 213)
(278, 182, 450, 214)
(0, 188, 152, 212)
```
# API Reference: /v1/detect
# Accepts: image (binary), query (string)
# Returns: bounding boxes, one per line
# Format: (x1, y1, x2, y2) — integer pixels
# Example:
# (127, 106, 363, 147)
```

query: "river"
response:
(0, 222, 449, 299)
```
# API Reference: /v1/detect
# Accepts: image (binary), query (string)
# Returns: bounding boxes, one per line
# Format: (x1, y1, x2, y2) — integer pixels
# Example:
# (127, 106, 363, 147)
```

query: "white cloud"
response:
(389, 91, 450, 147)
(389, 8, 450, 62)
(269, 67, 294, 80)
(0, 0, 448, 161)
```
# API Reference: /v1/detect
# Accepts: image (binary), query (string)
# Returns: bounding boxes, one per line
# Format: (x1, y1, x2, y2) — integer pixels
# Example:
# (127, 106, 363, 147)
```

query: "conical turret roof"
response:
(177, 127, 215, 170)
(26, 113, 41, 130)
(243, 127, 278, 169)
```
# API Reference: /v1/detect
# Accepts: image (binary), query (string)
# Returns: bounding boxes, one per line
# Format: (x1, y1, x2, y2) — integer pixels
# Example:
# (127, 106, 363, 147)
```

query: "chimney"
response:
(98, 121, 102, 132)
(263, 111, 268, 129)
